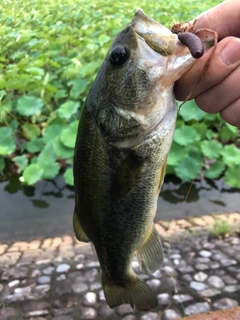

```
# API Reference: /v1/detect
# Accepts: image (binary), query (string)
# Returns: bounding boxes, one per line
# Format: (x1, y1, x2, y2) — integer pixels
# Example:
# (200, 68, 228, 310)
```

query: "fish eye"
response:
(110, 46, 129, 67)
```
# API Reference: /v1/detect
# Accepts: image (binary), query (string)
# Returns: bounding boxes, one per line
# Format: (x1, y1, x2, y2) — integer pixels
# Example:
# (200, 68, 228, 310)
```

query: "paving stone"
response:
(98, 290, 106, 301)
(228, 266, 240, 273)
(121, 316, 137, 320)
(55, 279, 72, 295)
(177, 265, 194, 273)
(31, 269, 42, 277)
(173, 294, 193, 303)
(83, 292, 97, 306)
(27, 310, 49, 317)
(52, 316, 73, 320)
(54, 308, 74, 316)
(43, 266, 55, 275)
(185, 302, 210, 316)
(0, 307, 17, 320)
(195, 263, 209, 271)
(56, 264, 71, 273)
(157, 293, 171, 305)
(37, 276, 51, 284)
(196, 257, 211, 264)
(146, 279, 161, 292)
(140, 312, 159, 320)
(115, 304, 133, 315)
(99, 302, 116, 317)
(222, 275, 238, 284)
(85, 261, 100, 268)
(8, 279, 20, 288)
(152, 270, 162, 278)
(181, 274, 192, 282)
(190, 281, 208, 291)
(221, 259, 237, 267)
(89, 282, 101, 290)
(81, 307, 97, 319)
(193, 272, 208, 282)
(207, 275, 224, 288)
(32, 284, 50, 298)
(209, 261, 220, 269)
(199, 250, 212, 258)
(56, 274, 66, 281)
(23, 301, 51, 313)
(162, 309, 181, 320)
(74, 254, 85, 262)
(223, 285, 240, 293)
(199, 288, 221, 297)
(84, 268, 98, 282)
(72, 280, 88, 293)
(213, 297, 238, 310)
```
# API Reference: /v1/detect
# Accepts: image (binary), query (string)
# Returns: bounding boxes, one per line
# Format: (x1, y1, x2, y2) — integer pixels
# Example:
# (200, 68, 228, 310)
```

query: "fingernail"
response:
(221, 39, 240, 65)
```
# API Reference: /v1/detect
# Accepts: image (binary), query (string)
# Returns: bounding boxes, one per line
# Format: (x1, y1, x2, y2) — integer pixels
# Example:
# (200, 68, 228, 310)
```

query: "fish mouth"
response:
(131, 9, 177, 56)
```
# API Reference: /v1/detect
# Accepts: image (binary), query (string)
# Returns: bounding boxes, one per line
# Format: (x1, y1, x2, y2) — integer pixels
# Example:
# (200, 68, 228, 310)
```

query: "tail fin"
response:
(102, 274, 157, 312)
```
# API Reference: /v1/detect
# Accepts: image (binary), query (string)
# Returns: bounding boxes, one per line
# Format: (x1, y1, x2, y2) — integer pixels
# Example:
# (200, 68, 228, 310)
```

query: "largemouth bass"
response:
(73, 10, 209, 311)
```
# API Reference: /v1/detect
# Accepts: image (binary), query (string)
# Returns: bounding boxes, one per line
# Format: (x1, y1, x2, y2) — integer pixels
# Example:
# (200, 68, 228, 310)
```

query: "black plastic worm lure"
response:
(178, 32, 204, 59)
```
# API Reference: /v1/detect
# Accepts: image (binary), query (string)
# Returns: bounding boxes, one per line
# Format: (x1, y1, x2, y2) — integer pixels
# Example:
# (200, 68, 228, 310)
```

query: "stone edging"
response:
(155, 212, 240, 239)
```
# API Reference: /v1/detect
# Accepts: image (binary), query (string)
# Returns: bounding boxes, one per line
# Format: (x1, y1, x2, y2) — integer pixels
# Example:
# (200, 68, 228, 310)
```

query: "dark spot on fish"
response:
(111, 150, 148, 198)
(178, 32, 204, 59)
(110, 46, 129, 67)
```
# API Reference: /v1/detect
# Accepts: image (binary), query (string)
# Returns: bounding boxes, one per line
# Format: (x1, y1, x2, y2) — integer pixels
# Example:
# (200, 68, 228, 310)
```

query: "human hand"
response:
(175, 0, 240, 127)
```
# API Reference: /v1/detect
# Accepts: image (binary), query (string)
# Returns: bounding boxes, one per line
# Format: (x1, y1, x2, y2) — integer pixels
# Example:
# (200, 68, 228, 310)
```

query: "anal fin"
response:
(73, 208, 90, 243)
(136, 223, 164, 274)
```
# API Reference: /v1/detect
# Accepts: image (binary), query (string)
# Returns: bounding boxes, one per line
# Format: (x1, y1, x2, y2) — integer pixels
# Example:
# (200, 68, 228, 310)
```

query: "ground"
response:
(0, 212, 240, 320)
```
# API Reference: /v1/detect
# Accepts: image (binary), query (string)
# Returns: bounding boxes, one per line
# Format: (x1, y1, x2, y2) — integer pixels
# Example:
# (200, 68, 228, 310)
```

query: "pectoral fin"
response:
(73, 208, 90, 243)
(136, 223, 164, 274)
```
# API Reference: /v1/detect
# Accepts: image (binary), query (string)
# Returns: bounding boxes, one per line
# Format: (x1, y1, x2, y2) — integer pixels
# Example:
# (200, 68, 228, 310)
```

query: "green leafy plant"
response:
(0, 0, 231, 187)
(211, 217, 231, 238)
(167, 100, 240, 188)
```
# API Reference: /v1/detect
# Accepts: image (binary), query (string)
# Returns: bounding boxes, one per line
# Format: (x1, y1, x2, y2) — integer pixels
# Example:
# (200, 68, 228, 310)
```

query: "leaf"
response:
(43, 124, 64, 143)
(79, 62, 99, 77)
(219, 125, 238, 141)
(175, 157, 202, 181)
(22, 123, 41, 140)
(173, 126, 199, 146)
(200, 140, 222, 159)
(178, 100, 205, 121)
(26, 67, 44, 76)
(192, 123, 207, 139)
(0, 156, 5, 173)
(52, 137, 74, 158)
(60, 121, 78, 148)
(69, 78, 89, 99)
(26, 138, 45, 153)
(64, 167, 74, 186)
(205, 161, 225, 179)
(22, 163, 43, 185)
(167, 141, 187, 166)
(16, 96, 44, 116)
(0, 127, 16, 155)
(221, 145, 240, 166)
(37, 143, 59, 179)
(224, 166, 240, 188)
(9, 120, 19, 132)
(12, 155, 28, 173)
(58, 100, 80, 119)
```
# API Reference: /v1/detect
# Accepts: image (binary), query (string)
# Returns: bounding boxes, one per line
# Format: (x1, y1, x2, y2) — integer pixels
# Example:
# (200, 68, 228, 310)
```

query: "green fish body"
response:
(74, 10, 203, 311)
